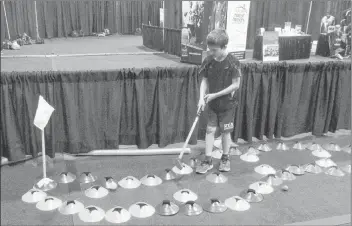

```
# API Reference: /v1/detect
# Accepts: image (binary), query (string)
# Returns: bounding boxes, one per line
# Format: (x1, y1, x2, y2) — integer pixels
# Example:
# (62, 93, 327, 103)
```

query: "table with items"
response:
(253, 35, 312, 61)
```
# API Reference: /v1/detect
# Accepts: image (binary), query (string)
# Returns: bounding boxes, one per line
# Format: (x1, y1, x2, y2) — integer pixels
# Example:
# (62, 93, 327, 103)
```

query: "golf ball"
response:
(281, 185, 288, 191)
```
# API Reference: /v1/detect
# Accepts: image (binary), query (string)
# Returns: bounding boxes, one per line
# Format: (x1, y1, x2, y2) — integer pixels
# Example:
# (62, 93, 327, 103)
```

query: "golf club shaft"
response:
(178, 106, 202, 159)
(178, 117, 199, 159)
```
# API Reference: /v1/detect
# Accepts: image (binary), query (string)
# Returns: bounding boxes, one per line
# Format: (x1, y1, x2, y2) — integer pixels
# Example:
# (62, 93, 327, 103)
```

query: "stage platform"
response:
(0, 35, 351, 161)
(1, 34, 348, 72)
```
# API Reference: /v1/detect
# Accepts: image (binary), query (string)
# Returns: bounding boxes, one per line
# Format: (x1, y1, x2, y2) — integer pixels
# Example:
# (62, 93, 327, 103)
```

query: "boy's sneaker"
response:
(196, 160, 213, 174)
(219, 155, 231, 172)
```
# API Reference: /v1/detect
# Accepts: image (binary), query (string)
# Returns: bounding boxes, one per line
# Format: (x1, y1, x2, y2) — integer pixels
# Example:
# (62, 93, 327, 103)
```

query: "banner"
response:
(181, 1, 205, 50)
(226, 1, 251, 59)
(262, 31, 279, 62)
(181, 1, 208, 65)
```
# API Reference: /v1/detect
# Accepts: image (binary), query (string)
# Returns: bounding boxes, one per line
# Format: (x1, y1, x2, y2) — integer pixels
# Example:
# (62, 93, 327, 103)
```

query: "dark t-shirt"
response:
(199, 53, 241, 113)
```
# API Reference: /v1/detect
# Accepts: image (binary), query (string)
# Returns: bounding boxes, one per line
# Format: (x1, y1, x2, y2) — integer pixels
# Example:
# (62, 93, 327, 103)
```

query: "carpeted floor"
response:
(1, 130, 351, 225)
(1, 34, 348, 72)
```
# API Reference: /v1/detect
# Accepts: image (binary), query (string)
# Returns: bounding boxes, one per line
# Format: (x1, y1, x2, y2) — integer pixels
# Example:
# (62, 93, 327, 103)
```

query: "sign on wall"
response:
(226, 1, 251, 60)
(180, 1, 251, 64)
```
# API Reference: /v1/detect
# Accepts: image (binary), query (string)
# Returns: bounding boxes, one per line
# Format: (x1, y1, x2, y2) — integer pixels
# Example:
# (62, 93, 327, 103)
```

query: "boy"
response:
(196, 29, 241, 174)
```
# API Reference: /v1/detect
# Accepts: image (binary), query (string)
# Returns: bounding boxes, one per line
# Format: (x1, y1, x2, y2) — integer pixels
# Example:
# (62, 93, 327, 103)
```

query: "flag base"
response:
(34, 178, 57, 191)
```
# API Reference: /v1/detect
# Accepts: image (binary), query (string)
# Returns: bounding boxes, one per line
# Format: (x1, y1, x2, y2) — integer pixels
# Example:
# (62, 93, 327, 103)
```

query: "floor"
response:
(1, 130, 351, 225)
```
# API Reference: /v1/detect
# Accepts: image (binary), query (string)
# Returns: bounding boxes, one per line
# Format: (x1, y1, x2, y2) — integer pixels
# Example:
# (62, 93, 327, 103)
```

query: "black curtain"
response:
(164, 28, 181, 56)
(1, 61, 350, 161)
(142, 24, 164, 51)
(0, 0, 163, 43)
(229, 61, 351, 141)
(1, 0, 37, 42)
(117, 1, 162, 34)
(0, 67, 200, 161)
(0, 0, 118, 42)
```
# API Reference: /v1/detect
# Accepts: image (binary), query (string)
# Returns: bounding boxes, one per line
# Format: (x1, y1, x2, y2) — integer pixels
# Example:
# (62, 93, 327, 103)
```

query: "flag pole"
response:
(306, 1, 313, 33)
(34, 1, 39, 38)
(2, 1, 11, 40)
(41, 130, 47, 178)
(33, 95, 57, 191)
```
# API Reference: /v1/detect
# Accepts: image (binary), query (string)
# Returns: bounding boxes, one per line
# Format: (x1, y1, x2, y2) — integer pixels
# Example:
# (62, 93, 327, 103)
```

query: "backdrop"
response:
(163, 0, 351, 49)
(1, 0, 162, 43)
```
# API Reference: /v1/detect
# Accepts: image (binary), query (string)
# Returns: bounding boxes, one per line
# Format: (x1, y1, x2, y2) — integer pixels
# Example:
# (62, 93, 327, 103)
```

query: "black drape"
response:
(0, 67, 200, 161)
(1, 0, 37, 41)
(0, 0, 118, 41)
(117, 1, 162, 34)
(142, 24, 164, 51)
(1, 61, 350, 161)
(0, 0, 163, 43)
(227, 61, 351, 142)
(142, 25, 182, 56)
(164, 28, 181, 56)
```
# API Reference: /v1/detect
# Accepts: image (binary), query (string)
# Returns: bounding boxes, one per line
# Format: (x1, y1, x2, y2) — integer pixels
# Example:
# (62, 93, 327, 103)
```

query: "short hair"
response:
(206, 29, 229, 48)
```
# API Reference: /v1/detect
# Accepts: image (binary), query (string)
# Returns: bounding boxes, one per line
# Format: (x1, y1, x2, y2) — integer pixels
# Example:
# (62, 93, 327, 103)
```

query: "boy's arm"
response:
(199, 57, 210, 100)
(199, 77, 208, 100)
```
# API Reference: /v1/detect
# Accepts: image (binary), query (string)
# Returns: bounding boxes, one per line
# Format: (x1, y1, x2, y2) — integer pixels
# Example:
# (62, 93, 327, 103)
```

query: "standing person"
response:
(196, 29, 241, 174)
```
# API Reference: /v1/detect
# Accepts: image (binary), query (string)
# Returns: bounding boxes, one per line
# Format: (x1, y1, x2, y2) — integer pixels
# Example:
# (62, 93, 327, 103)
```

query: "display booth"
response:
(253, 33, 312, 61)
(180, 1, 251, 65)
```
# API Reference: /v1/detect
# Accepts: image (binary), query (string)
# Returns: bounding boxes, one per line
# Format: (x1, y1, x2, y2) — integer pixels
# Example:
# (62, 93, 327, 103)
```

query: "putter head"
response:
(175, 158, 184, 170)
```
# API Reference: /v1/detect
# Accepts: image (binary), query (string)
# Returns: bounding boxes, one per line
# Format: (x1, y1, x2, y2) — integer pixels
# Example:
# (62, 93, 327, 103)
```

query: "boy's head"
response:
(206, 29, 229, 58)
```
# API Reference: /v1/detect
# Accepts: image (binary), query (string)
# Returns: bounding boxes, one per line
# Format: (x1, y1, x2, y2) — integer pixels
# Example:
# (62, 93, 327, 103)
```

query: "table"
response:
(180, 44, 205, 65)
(253, 35, 312, 61)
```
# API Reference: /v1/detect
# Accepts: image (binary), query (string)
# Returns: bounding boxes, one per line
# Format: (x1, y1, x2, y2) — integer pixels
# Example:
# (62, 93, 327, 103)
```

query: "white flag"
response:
(33, 95, 55, 131)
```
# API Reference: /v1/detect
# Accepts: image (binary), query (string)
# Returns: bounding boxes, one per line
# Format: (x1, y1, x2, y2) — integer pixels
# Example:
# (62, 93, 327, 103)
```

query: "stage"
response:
(0, 35, 351, 162)
(1, 34, 348, 71)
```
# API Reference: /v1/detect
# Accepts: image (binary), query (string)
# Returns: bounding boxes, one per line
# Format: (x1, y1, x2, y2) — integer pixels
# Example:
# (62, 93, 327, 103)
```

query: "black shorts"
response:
(207, 107, 236, 133)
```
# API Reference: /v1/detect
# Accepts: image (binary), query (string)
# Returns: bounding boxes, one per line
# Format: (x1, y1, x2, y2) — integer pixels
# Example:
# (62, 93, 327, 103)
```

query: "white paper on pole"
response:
(33, 96, 55, 130)
(226, 1, 251, 53)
